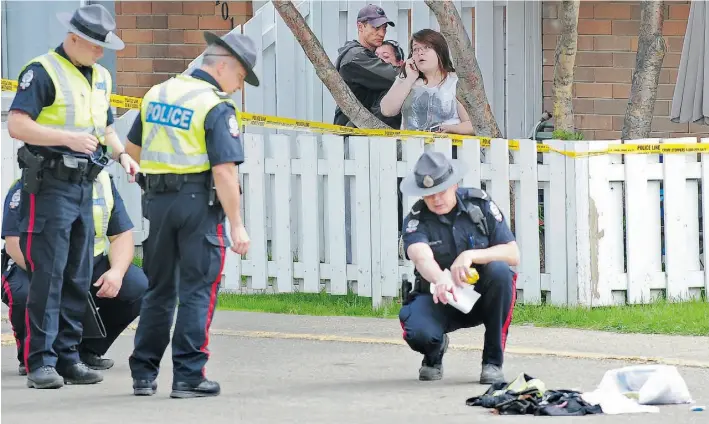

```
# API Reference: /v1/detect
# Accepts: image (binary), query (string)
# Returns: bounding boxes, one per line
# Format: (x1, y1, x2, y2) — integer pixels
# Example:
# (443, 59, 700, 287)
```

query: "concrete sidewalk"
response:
(2, 310, 707, 423)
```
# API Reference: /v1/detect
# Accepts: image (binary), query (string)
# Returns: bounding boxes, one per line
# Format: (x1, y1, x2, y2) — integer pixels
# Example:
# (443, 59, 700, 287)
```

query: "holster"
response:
(400, 277, 412, 305)
(1, 247, 9, 272)
(17, 146, 45, 194)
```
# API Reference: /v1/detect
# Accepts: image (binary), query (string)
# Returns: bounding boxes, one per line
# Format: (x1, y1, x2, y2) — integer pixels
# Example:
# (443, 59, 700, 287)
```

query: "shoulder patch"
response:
(9, 189, 21, 209)
(489, 201, 503, 222)
(19, 69, 34, 90)
(405, 218, 419, 233)
(228, 115, 240, 137)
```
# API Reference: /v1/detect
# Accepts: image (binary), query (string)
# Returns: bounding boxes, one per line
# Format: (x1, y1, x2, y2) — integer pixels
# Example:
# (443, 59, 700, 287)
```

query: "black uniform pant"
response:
(129, 183, 228, 384)
(398, 261, 517, 367)
(18, 173, 94, 372)
(1, 256, 148, 362)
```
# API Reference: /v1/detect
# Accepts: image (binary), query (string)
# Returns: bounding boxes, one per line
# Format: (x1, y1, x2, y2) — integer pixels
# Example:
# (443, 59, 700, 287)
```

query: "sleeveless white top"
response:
(400, 72, 460, 131)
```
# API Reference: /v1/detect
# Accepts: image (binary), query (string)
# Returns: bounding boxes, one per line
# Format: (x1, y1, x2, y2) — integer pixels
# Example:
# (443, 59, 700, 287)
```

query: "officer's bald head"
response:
(200, 44, 248, 94)
(63, 32, 104, 66)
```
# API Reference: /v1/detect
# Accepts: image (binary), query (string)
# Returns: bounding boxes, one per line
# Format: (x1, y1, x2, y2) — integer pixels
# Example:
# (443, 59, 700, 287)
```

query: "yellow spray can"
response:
(466, 268, 480, 284)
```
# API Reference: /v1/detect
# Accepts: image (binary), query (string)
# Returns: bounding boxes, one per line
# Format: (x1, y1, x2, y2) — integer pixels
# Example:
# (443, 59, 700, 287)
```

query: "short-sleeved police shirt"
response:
(2, 177, 134, 249)
(401, 188, 515, 272)
(126, 69, 245, 167)
(8, 44, 114, 160)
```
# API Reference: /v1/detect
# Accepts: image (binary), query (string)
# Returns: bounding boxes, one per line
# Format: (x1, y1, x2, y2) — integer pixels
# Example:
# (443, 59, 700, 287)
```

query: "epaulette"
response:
(464, 187, 489, 201)
(213, 89, 233, 100)
(410, 198, 426, 216)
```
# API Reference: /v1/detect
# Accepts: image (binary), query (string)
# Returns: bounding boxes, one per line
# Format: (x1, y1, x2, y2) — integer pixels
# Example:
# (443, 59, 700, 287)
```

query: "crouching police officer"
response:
(6, 4, 139, 389)
(398, 151, 520, 385)
(124, 31, 257, 398)
(1, 170, 148, 377)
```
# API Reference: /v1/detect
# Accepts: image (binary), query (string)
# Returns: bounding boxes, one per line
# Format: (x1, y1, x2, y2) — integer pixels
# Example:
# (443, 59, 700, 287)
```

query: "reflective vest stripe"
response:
(93, 177, 109, 240)
(141, 83, 215, 167)
(44, 53, 77, 126)
(42, 53, 107, 137)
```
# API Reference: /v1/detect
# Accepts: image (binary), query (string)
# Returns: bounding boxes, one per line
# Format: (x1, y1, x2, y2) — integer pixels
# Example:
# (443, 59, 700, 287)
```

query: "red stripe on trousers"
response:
(1, 275, 20, 350)
(199, 223, 226, 377)
(23, 193, 36, 371)
(501, 273, 517, 351)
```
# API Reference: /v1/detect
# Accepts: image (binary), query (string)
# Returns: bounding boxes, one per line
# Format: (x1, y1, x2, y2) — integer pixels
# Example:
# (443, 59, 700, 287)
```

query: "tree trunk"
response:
(621, 1, 666, 140)
(424, 0, 502, 138)
(552, 0, 580, 133)
(272, 1, 389, 129)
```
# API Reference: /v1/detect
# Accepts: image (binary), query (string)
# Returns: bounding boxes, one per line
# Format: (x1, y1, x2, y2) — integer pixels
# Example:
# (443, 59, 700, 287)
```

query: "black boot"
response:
(419, 334, 449, 381)
(27, 366, 64, 389)
(133, 379, 158, 396)
(80, 351, 115, 370)
(170, 379, 221, 399)
(58, 362, 103, 385)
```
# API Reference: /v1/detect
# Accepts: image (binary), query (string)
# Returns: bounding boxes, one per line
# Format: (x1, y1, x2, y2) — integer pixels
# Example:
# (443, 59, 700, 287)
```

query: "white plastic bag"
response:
(596, 365, 693, 405)
(428, 269, 480, 314)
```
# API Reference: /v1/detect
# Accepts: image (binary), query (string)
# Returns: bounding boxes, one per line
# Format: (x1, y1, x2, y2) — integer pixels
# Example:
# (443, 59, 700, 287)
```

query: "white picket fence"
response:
(1, 116, 708, 306)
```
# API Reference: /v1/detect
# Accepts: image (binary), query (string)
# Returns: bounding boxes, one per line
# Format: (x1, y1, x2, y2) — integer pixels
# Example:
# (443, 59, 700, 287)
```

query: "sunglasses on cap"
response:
(382, 40, 404, 62)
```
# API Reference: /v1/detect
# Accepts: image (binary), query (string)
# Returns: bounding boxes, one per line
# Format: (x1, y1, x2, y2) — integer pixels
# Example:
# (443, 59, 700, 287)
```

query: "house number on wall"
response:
(215, 1, 235, 29)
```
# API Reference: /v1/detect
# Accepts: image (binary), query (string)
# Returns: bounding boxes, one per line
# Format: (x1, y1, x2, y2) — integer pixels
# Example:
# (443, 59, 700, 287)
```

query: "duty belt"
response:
(142, 172, 211, 194)
(17, 146, 106, 193)
(43, 155, 106, 183)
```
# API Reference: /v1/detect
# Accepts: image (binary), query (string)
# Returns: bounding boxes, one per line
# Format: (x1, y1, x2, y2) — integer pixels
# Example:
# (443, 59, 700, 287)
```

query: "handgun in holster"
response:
(1, 247, 10, 272)
(86, 151, 111, 181)
(17, 146, 45, 194)
(400, 275, 413, 305)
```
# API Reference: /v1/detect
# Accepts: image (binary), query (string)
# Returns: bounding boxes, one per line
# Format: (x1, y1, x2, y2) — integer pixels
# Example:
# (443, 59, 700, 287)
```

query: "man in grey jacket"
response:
(334, 4, 401, 129)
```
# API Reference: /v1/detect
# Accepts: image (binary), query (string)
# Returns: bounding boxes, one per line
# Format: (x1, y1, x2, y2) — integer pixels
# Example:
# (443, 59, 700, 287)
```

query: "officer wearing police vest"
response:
(6, 4, 140, 389)
(124, 31, 256, 399)
(398, 151, 520, 385)
(1, 170, 148, 377)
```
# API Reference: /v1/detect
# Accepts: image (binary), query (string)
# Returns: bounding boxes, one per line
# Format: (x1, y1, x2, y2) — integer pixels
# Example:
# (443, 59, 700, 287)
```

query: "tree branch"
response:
(552, 0, 580, 133)
(424, 0, 502, 138)
(621, 0, 666, 140)
(272, 0, 389, 129)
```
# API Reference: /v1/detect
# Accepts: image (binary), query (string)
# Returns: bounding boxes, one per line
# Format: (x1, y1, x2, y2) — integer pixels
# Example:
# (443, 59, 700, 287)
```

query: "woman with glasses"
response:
(380, 29, 474, 135)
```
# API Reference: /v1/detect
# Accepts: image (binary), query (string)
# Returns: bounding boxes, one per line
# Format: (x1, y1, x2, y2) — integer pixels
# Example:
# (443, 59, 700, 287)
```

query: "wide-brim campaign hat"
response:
(400, 151, 469, 196)
(57, 4, 124, 50)
(203, 31, 260, 87)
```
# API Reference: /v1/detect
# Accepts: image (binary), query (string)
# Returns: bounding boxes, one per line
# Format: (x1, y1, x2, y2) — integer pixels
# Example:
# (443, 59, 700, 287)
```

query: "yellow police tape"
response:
(3, 78, 708, 158)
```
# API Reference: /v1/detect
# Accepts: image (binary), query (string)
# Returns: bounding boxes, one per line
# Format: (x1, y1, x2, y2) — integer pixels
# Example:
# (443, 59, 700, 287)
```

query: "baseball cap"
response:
(357, 4, 395, 27)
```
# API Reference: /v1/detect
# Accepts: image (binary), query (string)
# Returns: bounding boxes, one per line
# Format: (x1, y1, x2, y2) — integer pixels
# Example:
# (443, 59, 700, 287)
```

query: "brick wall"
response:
(542, 0, 704, 140)
(114, 1, 253, 110)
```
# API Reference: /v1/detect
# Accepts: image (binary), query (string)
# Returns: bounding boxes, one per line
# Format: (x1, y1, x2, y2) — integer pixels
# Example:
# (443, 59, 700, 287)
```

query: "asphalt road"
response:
(2, 311, 707, 423)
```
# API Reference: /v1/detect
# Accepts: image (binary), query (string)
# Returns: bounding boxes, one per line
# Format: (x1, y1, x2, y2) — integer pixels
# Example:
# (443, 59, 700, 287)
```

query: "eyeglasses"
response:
(412, 45, 432, 55)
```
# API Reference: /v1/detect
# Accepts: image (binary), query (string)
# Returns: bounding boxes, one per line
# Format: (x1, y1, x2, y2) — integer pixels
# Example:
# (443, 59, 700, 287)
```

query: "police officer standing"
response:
(6, 4, 139, 389)
(124, 31, 257, 398)
(398, 151, 520, 385)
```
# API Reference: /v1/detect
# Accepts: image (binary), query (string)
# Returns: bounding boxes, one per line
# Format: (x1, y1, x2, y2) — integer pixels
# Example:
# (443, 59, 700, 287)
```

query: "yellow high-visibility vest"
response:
(20, 50, 112, 144)
(92, 171, 114, 257)
(138, 74, 240, 174)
